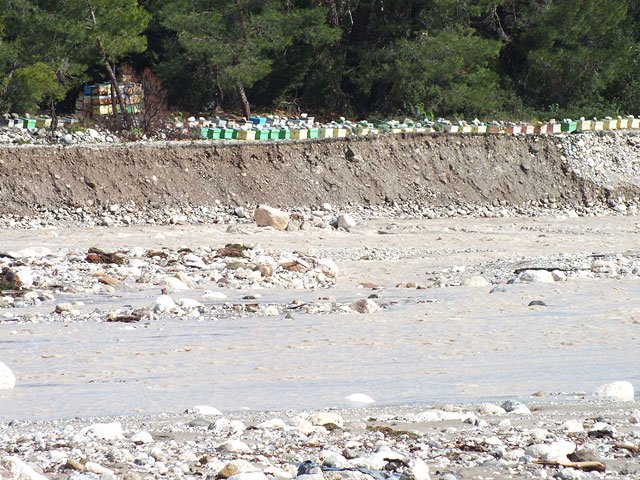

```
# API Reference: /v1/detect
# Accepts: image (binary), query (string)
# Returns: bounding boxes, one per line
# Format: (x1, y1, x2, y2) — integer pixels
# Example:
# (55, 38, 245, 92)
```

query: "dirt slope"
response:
(0, 133, 633, 214)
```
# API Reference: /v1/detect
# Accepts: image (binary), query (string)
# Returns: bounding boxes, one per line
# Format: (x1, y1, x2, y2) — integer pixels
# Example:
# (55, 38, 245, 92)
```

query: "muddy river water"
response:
(1, 216, 639, 420)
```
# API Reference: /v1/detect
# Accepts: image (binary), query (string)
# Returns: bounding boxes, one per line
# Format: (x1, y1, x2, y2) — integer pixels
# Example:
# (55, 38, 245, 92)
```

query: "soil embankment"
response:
(0, 133, 637, 214)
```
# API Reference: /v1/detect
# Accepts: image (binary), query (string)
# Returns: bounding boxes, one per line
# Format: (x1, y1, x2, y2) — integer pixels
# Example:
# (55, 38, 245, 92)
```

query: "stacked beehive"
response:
(77, 83, 144, 119)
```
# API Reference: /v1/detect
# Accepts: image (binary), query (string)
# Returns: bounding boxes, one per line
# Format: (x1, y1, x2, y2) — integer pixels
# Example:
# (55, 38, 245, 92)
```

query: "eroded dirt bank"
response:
(1, 133, 636, 214)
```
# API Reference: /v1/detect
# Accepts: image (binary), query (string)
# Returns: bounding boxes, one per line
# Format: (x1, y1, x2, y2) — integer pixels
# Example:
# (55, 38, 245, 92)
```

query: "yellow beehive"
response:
(236, 130, 256, 140)
(291, 129, 308, 140)
(577, 120, 592, 131)
(593, 121, 604, 131)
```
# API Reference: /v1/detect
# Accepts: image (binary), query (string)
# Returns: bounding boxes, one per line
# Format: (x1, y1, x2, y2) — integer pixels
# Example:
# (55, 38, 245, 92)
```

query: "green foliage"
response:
(7, 62, 65, 113)
(383, 30, 504, 117)
(158, 0, 340, 114)
(514, 0, 635, 114)
(4, 0, 640, 120)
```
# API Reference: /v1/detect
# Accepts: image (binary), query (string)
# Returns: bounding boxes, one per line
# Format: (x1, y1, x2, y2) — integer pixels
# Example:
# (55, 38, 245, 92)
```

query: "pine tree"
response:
(159, 0, 337, 117)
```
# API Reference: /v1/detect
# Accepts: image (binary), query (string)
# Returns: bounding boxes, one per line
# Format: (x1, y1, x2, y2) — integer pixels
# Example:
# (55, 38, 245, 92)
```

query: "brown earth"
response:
(0, 133, 634, 214)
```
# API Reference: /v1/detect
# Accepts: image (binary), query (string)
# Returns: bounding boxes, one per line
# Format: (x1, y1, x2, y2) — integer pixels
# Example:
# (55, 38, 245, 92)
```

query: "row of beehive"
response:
(191, 116, 640, 141)
(75, 83, 144, 118)
(0, 116, 77, 129)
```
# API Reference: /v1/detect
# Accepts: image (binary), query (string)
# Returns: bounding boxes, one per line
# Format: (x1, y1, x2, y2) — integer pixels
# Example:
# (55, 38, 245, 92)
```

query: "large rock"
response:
(400, 459, 431, 480)
(80, 422, 124, 440)
(350, 299, 381, 314)
(526, 440, 576, 463)
(0, 456, 49, 480)
(518, 270, 555, 283)
(254, 205, 290, 230)
(337, 213, 356, 230)
(0, 362, 16, 389)
(593, 381, 635, 401)
(309, 411, 344, 428)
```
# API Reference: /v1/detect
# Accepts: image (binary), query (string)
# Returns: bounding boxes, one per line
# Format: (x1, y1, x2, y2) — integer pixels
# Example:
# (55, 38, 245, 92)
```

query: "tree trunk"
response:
(49, 100, 58, 132)
(237, 83, 251, 118)
(104, 60, 131, 129)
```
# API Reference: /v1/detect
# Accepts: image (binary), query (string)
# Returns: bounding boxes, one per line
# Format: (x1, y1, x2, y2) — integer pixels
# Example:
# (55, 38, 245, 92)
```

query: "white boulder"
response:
(0, 456, 49, 480)
(594, 381, 635, 401)
(518, 270, 555, 283)
(0, 362, 16, 389)
(254, 205, 290, 231)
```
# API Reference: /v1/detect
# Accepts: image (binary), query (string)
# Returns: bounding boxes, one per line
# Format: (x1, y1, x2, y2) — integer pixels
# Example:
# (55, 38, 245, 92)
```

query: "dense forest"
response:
(1, 0, 640, 121)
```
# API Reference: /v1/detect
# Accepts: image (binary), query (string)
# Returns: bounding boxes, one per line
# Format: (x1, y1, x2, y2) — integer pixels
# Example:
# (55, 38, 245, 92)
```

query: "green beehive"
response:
(256, 129, 270, 140)
(198, 127, 210, 139)
(561, 121, 577, 133)
(208, 128, 222, 140)
(22, 118, 36, 129)
(277, 129, 291, 140)
(221, 128, 235, 140)
(308, 128, 319, 139)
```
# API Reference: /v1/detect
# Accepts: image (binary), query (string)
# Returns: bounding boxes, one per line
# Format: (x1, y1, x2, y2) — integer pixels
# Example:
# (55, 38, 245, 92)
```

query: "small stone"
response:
(462, 275, 490, 287)
(220, 460, 258, 478)
(66, 459, 86, 472)
(501, 400, 531, 414)
(130, 431, 154, 444)
(526, 440, 576, 463)
(345, 393, 375, 404)
(203, 291, 227, 300)
(561, 420, 584, 433)
(153, 294, 177, 313)
(218, 439, 252, 453)
(477, 403, 507, 415)
(399, 458, 430, 480)
(227, 473, 269, 480)
(568, 448, 605, 464)
(254, 205, 290, 231)
(0, 362, 16, 389)
(54, 302, 80, 315)
(256, 264, 273, 277)
(163, 276, 191, 290)
(80, 422, 124, 440)
(528, 300, 547, 307)
(350, 299, 381, 314)
(256, 418, 286, 430)
(593, 381, 635, 401)
(187, 405, 222, 416)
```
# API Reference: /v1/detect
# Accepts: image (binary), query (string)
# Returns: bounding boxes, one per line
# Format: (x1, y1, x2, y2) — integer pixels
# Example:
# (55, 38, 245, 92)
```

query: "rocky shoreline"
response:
(1, 397, 640, 480)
